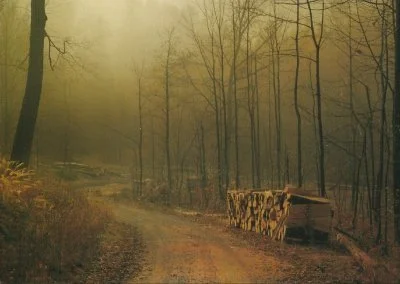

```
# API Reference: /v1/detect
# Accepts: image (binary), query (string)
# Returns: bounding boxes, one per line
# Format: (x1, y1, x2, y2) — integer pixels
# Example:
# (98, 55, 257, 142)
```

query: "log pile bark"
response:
(227, 186, 333, 242)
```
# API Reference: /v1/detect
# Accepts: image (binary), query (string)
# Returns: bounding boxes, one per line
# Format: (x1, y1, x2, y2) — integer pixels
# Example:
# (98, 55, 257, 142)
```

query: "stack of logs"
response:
(227, 187, 332, 242)
(227, 189, 290, 241)
(228, 188, 397, 281)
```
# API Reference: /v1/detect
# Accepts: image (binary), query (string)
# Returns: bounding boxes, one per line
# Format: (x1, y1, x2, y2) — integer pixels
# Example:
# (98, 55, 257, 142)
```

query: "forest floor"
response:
(112, 201, 366, 284)
(78, 181, 371, 284)
(82, 221, 145, 283)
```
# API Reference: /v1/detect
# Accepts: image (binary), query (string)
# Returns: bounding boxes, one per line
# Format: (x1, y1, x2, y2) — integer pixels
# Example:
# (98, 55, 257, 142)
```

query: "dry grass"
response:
(0, 158, 112, 283)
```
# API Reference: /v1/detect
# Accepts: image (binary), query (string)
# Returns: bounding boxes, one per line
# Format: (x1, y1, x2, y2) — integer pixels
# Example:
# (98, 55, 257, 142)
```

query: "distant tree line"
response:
(1, 0, 399, 245)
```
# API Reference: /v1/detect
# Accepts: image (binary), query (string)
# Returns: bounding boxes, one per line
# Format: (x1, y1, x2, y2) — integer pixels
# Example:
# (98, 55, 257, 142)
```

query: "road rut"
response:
(112, 204, 284, 283)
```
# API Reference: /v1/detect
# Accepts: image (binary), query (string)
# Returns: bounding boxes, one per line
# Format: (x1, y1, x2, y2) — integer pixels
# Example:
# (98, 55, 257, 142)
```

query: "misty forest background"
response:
(1, 0, 400, 246)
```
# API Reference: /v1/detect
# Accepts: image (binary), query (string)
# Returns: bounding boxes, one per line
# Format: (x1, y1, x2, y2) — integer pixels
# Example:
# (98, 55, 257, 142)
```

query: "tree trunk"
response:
(306, 0, 326, 197)
(246, 4, 256, 189)
(272, 3, 282, 188)
(336, 233, 380, 280)
(218, 24, 229, 194)
(212, 32, 223, 199)
(394, 0, 400, 245)
(315, 48, 326, 197)
(138, 77, 143, 197)
(200, 123, 207, 190)
(232, 1, 240, 189)
(348, 3, 358, 209)
(11, 0, 46, 165)
(376, 7, 390, 242)
(63, 82, 71, 164)
(268, 55, 274, 188)
(363, 84, 375, 229)
(2, 11, 9, 154)
(165, 31, 173, 204)
(294, 0, 302, 188)
(254, 54, 261, 189)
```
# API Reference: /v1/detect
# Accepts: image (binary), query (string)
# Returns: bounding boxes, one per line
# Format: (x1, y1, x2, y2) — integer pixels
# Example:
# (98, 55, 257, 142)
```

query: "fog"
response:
(48, 0, 186, 60)
(0, 0, 396, 192)
(2, 1, 400, 281)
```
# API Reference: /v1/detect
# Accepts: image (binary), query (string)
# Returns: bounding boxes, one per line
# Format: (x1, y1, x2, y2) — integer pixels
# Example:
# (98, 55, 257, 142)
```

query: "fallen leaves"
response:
(84, 221, 145, 284)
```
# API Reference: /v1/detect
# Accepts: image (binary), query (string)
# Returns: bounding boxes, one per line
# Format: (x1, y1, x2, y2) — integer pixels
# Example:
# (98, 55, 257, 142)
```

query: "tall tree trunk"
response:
(271, 37, 279, 188)
(11, 0, 46, 165)
(307, 0, 326, 197)
(376, 7, 390, 242)
(2, 11, 9, 154)
(393, 0, 400, 245)
(246, 3, 256, 189)
(165, 33, 173, 204)
(138, 77, 143, 197)
(211, 32, 223, 199)
(272, 3, 282, 188)
(285, 147, 290, 184)
(151, 117, 155, 179)
(232, 0, 240, 189)
(268, 55, 274, 188)
(352, 133, 365, 230)
(315, 47, 326, 197)
(294, 0, 302, 187)
(309, 61, 320, 193)
(384, 128, 391, 253)
(363, 84, 375, 229)
(175, 108, 183, 197)
(63, 82, 71, 164)
(215, 7, 229, 194)
(199, 122, 207, 190)
(222, 64, 229, 192)
(348, 3, 358, 209)
(254, 54, 261, 188)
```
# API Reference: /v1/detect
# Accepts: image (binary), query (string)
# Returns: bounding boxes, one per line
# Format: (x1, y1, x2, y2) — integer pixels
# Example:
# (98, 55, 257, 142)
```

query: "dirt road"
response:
(85, 182, 363, 283)
(112, 203, 286, 283)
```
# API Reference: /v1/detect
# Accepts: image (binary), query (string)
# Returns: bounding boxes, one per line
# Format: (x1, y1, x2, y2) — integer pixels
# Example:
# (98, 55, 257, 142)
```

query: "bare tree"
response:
(293, 0, 303, 188)
(62, 81, 72, 165)
(135, 63, 145, 197)
(245, 0, 256, 188)
(254, 53, 261, 188)
(306, 0, 326, 197)
(197, 121, 208, 202)
(393, 0, 400, 244)
(212, 0, 230, 193)
(1, 4, 10, 154)
(11, 0, 47, 165)
(184, 5, 223, 198)
(232, 0, 240, 189)
(163, 27, 176, 204)
(269, 2, 287, 188)
(353, 0, 392, 243)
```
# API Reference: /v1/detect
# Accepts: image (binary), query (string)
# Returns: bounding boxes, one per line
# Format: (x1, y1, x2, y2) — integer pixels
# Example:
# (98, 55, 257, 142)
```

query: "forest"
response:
(1, 0, 400, 282)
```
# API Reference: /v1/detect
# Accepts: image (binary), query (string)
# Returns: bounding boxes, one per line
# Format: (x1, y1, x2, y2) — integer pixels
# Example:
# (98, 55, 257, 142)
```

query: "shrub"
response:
(0, 158, 111, 283)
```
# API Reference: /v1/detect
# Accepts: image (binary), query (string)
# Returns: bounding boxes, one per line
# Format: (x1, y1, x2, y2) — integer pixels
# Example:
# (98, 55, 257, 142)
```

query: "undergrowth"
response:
(0, 158, 111, 283)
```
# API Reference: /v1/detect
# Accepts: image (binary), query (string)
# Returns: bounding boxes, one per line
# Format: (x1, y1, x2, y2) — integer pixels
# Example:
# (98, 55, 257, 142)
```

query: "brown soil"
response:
(180, 209, 367, 283)
(109, 202, 366, 284)
(82, 221, 145, 284)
